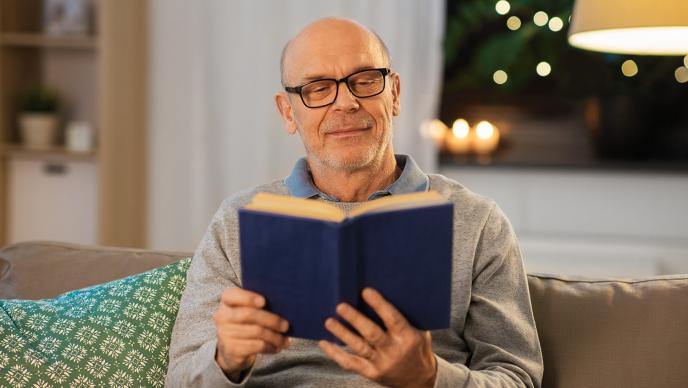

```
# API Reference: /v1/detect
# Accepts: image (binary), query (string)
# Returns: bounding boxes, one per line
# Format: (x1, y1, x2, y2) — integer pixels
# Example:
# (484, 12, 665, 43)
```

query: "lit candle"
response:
(420, 119, 449, 149)
(446, 119, 471, 154)
(472, 121, 500, 155)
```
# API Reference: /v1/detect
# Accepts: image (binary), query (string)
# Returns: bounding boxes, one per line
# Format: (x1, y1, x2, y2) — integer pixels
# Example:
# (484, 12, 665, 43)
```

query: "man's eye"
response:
(353, 79, 378, 87)
(306, 84, 332, 95)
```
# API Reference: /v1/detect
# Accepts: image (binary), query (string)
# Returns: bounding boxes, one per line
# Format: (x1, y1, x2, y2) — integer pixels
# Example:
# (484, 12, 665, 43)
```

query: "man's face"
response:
(276, 21, 401, 172)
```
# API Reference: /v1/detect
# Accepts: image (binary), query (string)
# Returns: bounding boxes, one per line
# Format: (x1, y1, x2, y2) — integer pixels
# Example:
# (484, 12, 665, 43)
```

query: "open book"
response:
(238, 191, 453, 341)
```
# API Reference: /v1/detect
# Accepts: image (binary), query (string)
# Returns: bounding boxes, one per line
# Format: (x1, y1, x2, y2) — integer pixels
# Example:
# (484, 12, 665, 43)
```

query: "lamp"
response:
(568, 0, 688, 55)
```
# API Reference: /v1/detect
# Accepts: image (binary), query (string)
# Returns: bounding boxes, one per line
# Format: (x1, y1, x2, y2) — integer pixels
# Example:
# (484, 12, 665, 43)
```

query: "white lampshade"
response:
(568, 0, 688, 55)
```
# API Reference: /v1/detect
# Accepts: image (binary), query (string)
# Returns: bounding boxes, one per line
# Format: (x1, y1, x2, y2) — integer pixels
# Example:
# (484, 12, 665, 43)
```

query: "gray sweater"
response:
(166, 174, 543, 387)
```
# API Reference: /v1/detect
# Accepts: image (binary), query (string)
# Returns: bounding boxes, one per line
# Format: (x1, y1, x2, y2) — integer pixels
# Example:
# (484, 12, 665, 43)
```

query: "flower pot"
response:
(19, 113, 59, 149)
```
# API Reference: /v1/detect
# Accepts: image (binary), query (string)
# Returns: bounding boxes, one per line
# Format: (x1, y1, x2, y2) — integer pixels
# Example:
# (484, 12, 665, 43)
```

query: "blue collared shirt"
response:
(284, 154, 429, 201)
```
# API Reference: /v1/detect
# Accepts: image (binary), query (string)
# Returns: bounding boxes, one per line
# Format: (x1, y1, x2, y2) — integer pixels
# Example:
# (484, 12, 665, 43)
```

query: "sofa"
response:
(1, 240, 687, 387)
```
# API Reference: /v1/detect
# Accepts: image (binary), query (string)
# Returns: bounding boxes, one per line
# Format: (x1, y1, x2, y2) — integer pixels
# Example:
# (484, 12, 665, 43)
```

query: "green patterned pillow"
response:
(0, 258, 191, 387)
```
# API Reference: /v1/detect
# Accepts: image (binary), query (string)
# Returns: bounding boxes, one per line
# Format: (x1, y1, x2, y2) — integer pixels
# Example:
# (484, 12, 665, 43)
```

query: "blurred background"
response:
(0, 0, 686, 277)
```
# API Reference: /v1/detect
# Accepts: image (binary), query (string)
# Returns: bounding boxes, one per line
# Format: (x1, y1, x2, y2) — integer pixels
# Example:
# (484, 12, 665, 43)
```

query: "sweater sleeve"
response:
(433, 204, 543, 388)
(165, 201, 254, 387)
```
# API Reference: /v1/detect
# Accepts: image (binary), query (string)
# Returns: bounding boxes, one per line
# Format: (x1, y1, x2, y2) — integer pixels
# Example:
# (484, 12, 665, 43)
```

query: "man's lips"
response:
(326, 127, 371, 136)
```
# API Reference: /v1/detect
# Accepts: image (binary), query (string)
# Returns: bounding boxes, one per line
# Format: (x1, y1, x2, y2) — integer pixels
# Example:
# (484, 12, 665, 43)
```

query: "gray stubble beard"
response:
(306, 124, 394, 174)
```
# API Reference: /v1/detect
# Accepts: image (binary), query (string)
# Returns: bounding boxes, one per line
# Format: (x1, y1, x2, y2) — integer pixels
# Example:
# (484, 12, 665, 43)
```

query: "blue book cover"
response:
(239, 197, 453, 342)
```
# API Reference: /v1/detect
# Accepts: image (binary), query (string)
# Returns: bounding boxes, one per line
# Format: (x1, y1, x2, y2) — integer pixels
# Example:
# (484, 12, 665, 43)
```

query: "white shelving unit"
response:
(0, 0, 148, 248)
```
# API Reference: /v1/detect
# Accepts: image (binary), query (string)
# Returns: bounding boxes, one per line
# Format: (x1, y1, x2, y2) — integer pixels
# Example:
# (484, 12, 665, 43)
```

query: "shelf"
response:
(0, 1, 147, 247)
(1, 144, 97, 162)
(439, 153, 688, 174)
(0, 32, 97, 50)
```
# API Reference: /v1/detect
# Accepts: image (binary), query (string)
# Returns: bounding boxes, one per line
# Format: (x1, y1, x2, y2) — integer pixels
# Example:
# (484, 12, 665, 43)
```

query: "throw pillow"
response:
(0, 258, 191, 387)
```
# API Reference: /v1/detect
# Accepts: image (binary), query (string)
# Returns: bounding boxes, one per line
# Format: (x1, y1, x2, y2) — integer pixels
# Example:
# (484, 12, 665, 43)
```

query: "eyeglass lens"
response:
(301, 69, 385, 107)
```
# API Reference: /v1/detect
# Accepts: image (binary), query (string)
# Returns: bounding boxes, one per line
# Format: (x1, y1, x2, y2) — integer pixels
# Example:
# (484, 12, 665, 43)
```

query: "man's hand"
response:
(214, 288, 291, 381)
(319, 288, 437, 388)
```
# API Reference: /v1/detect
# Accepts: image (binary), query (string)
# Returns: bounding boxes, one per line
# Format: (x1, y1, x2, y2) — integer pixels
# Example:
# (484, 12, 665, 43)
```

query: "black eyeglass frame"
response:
(284, 67, 392, 108)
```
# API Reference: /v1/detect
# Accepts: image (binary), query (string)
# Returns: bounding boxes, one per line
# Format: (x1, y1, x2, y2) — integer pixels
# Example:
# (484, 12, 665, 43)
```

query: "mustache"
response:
(320, 113, 375, 133)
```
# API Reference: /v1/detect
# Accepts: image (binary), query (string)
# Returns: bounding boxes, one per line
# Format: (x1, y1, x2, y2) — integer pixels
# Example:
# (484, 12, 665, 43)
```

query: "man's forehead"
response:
(282, 18, 387, 83)
(289, 53, 381, 81)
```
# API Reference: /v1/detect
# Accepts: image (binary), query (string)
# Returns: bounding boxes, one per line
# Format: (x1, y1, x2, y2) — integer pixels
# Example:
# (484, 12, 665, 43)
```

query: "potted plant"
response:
(18, 85, 60, 149)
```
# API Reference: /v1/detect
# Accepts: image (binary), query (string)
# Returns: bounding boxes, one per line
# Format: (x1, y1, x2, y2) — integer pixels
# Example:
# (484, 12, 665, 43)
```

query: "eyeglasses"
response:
(284, 68, 391, 108)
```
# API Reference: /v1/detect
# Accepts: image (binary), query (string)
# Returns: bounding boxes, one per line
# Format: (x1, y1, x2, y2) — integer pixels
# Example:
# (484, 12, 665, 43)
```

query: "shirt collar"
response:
(284, 154, 429, 201)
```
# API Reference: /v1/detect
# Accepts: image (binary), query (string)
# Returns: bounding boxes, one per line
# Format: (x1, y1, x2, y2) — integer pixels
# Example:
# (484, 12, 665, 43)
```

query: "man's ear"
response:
(275, 92, 298, 135)
(391, 73, 401, 117)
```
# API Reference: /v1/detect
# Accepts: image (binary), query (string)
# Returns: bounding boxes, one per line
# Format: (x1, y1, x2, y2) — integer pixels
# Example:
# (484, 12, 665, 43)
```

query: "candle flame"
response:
(476, 121, 495, 139)
(452, 119, 470, 138)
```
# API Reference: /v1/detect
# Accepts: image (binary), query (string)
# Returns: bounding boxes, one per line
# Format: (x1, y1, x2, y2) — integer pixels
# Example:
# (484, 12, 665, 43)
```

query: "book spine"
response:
(337, 220, 361, 317)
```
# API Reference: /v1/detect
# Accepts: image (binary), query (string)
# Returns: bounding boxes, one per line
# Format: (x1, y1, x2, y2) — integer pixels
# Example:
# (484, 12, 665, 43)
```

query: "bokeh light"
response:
(507, 16, 522, 31)
(495, 1, 511, 15)
(621, 60, 639, 77)
(548, 17, 564, 32)
(536, 62, 552, 76)
(534, 11, 549, 27)
(452, 119, 470, 138)
(420, 119, 448, 142)
(675, 66, 688, 83)
(476, 121, 495, 139)
(493, 70, 508, 85)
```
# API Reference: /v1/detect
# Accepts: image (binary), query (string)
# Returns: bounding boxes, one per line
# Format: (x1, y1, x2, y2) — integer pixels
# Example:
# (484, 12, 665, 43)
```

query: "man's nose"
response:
(332, 81, 359, 111)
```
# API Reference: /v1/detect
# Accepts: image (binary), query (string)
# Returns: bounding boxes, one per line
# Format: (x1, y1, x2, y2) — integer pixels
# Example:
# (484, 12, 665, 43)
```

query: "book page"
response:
(348, 191, 445, 218)
(245, 192, 346, 222)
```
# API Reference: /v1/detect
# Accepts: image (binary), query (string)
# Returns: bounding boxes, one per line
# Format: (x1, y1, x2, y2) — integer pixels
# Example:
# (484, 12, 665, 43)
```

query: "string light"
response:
(675, 66, 688, 83)
(534, 11, 549, 27)
(507, 16, 522, 31)
(495, 1, 511, 15)
(684, 55, 688, 68)
(536, 62, 552, 76)
(493, 70, 508, 85)
(548, 17, 564, 32)
(621, 60, 639, 77)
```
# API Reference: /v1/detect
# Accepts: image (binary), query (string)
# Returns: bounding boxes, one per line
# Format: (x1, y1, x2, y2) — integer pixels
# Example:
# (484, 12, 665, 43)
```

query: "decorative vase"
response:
(19, 113, 59, 149)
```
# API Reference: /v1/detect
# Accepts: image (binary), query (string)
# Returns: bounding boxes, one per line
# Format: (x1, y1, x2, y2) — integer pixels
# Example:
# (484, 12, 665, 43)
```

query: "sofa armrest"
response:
(0, 240, 193, 300)
(528, 273, 688, 388)
(0, 257, 10, 296)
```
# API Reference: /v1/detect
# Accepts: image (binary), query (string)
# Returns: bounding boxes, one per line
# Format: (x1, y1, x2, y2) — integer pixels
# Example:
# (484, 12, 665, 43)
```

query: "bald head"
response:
(280, 18, 391, 85)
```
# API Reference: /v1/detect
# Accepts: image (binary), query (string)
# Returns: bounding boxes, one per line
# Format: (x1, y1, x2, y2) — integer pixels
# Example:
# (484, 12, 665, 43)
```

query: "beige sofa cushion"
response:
(0, 256, 9, 279)
(3, 241, 687, 386)
(0, 257, 10, 296)
(0, 241, 192, 300)
(528, 274, 688, 388)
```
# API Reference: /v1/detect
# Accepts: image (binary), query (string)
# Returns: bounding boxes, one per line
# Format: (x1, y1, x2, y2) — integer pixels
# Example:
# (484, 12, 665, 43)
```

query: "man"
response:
(166, 17, 543, 387)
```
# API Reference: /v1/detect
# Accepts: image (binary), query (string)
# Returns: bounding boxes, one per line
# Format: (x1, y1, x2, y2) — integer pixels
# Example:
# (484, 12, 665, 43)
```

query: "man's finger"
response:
(324, 318, 375, 359)
(220, 323, 289, 350)
(335, 303, 387, 347)
(220, 288, 266, 308)
(362, 288, 409, 333)
(318, 340, 371, 375)
(219, 306, 289, 333)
